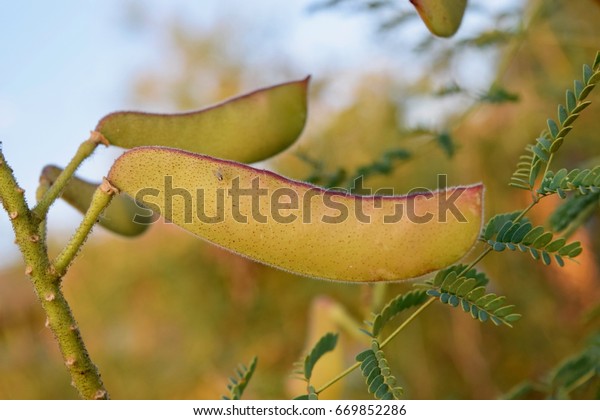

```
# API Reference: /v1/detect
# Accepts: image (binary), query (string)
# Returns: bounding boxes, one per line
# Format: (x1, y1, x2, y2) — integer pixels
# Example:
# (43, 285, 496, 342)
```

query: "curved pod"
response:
(96, 77, 309, 163)
(108, 147, 483, 282)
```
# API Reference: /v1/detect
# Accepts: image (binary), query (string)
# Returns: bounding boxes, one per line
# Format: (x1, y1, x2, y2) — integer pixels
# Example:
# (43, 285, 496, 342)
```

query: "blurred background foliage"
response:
(1, 0, 600, 399)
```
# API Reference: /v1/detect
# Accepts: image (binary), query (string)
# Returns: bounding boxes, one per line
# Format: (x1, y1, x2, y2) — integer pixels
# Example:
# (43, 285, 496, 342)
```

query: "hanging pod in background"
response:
(410, 0, 468, 37)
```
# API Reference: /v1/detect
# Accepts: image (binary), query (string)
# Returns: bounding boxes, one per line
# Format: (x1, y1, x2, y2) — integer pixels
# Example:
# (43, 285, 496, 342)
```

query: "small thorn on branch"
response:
(90, 131, 110, 147)
(94, 389, 108, 400)
(100, 177, 119, 195)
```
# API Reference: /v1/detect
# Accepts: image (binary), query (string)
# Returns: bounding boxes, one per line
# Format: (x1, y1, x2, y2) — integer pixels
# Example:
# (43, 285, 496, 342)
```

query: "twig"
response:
(53, 178, 117, 276)
(33, 131, 108, 221)
(0, 146, 109, 399)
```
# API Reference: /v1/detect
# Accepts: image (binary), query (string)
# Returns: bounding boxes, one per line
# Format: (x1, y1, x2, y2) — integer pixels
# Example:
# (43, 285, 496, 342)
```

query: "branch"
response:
(53, 178, 117, 276)
(0, 146, 109, 399)
(32, 131, 108, 220)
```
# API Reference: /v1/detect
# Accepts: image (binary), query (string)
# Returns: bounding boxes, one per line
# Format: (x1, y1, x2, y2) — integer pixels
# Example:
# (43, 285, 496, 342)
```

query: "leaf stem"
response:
(33, 131, 108, 221)
(464, 199, 539, 276)
(379, 297, 436, 349)
(514, 199, 539, 223)
(0, 147, 109, 399)
(53, 178, 117, 276)
(314, 361, 360, 395)
(35, 179, 51, 245)
(315, 297, 436, 395)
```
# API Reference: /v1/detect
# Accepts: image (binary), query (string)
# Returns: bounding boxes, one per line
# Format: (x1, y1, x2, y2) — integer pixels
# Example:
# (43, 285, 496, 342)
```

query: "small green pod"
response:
(96, 78, 309, 163)
(410, 0, 467, 38)
(41, 165, 154, 237)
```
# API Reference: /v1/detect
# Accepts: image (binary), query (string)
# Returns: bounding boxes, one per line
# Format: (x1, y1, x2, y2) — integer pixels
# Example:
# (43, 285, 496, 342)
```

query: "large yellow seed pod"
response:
(108, 147, 483, 282)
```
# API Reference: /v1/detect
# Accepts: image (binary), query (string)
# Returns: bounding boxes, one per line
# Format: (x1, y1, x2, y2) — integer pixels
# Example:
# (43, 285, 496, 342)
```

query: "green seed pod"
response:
(41, 165, 154, 237)
(410, 0, 468, 37)
(108, 147, 484, 282)
(96, 77, 309, 163)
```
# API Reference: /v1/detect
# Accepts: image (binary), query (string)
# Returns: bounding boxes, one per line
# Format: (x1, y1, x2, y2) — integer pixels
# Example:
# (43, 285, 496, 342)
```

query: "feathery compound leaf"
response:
(549, 334, 600, 398)
(222, 357, 257, 400)
(550, 191, 600, 234)
(356, 340, 403, 400)
(304, 333, 339, 381)
(486, 220, 582, 266)
(511, 51, 600, 185)
(427, 267, 519, 327)
(371, 290, 428, 337)
(482, 212, 524, 241)
(538, 166, 600, 197)
(509, 150, 536, 190)
(546, 56, 600, 153)
(431, 264, 489, 289)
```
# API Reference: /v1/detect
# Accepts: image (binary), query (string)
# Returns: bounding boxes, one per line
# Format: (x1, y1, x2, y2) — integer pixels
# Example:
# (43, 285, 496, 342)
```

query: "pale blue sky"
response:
(0, 0, 517, 267)
(0, 0, 379, 265)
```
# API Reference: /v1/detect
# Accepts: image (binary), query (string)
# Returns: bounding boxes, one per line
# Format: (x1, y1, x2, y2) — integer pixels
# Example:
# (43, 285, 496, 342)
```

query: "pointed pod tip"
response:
(410, 0, 467, 38)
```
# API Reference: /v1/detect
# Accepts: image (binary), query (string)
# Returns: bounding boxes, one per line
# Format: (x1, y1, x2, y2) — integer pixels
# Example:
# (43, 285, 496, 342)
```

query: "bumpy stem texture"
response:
(0, 147, 109, 399)
(53, 178, 117, 275)
(33, 131, 108, 220)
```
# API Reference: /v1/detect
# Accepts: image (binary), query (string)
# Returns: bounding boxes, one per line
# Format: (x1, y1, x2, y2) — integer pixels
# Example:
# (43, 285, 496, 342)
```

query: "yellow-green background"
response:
(1, 0, 599, 399)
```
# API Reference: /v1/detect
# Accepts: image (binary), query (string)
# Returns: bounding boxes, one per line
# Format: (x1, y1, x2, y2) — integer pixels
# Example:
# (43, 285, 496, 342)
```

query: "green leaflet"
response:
(427, 265, 520, 327)
(96, 78, 309, 163)
(303, 333, 339, 382)
(222, 357, 258, 400)
(356, 340, 403, 400)
(371, 290, 428, 337)
(539, 166, 600, 197)
(41, 165, 153, 237)
(482, 214, 582, 266)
